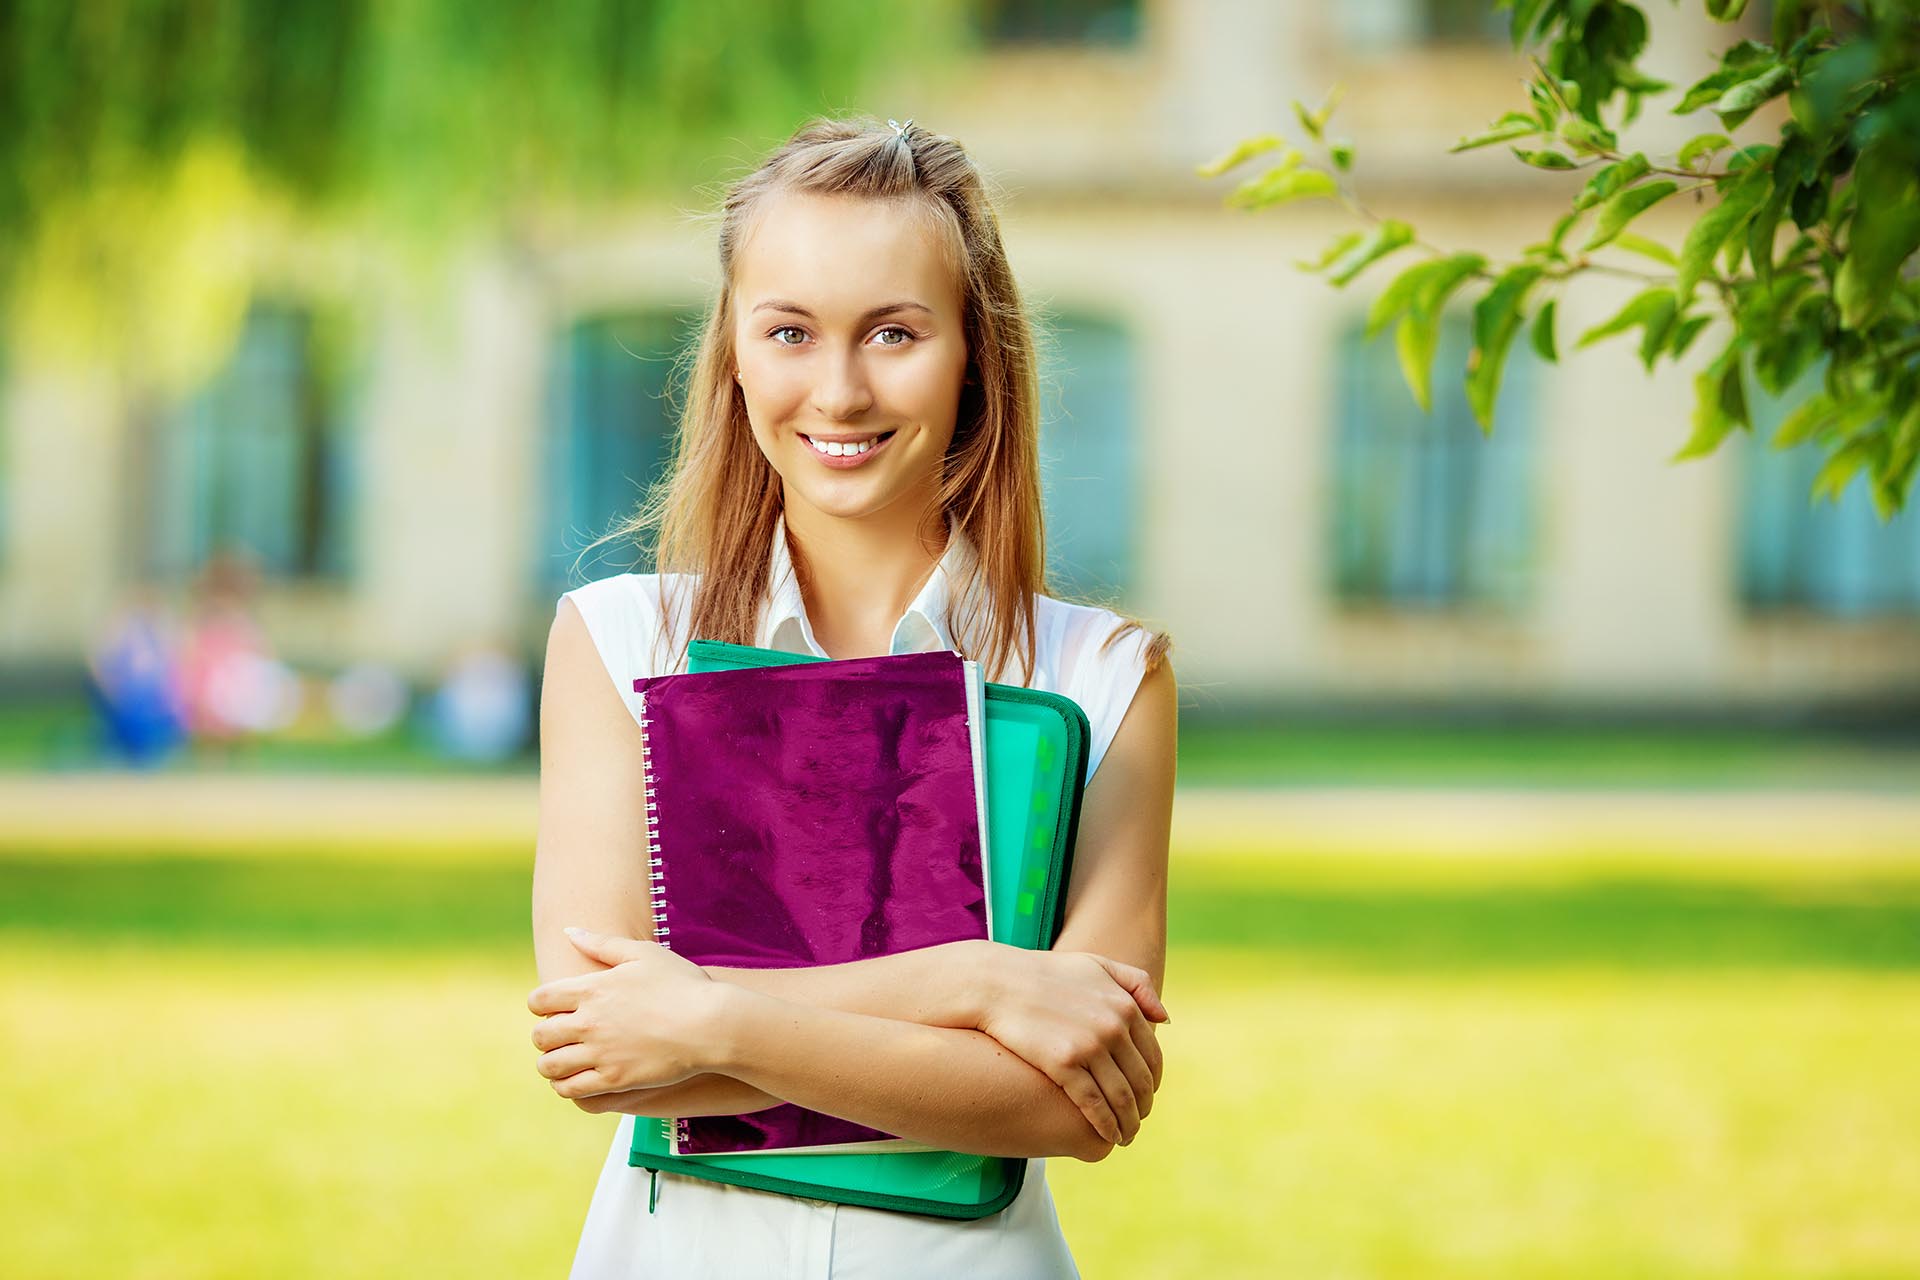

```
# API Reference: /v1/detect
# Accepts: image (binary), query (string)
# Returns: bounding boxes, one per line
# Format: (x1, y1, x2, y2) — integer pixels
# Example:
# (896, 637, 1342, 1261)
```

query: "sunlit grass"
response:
(5, 840, 1920, 1277)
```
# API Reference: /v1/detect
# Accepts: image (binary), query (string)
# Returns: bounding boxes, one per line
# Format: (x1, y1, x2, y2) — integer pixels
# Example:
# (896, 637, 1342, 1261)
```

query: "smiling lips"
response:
(802, 430, 896, 465)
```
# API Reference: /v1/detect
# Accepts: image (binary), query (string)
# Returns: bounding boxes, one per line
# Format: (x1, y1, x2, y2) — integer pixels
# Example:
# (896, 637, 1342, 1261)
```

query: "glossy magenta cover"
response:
(632, 649, 987, 1155)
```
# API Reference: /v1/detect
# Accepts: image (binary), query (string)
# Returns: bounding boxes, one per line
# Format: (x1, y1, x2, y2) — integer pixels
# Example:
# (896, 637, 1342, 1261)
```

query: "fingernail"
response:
(564, 926, 585, 938)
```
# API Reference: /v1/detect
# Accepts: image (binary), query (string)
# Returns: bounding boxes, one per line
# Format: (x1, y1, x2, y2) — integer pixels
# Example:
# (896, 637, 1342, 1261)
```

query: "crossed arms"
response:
(527, 600, 1175, 1162)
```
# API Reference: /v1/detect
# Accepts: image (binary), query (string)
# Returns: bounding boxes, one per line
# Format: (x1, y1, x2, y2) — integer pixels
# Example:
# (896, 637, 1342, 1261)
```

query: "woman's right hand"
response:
(964, 942, 1169, 1147)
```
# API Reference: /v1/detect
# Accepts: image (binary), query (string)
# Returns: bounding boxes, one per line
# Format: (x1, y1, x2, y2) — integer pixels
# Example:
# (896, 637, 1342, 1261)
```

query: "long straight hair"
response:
(587, 113, 1171, 686)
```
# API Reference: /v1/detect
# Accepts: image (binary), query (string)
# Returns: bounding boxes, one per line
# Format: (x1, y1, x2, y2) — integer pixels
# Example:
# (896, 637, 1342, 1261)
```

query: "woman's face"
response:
(731, 191, 969, 525)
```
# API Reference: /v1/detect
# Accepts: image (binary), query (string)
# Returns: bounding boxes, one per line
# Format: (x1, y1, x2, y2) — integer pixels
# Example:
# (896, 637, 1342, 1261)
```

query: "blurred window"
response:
(1329, 308, 1540, 610)
(1737, 368, 1920, 615)
(976, 0, 1142, 46)
(1036, 311, 1141, 602)
(543, 310, 691, 588)
(147, 301, 356, 581)
(1336, 0, 1509, 51)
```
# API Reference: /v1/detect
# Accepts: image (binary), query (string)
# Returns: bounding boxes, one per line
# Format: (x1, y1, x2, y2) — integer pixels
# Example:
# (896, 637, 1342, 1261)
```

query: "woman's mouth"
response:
(801, 430, 896, 469)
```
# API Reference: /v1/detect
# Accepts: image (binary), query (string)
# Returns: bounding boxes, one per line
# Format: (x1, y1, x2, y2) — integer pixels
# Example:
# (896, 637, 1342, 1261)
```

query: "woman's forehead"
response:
(734, 192, 960, 316)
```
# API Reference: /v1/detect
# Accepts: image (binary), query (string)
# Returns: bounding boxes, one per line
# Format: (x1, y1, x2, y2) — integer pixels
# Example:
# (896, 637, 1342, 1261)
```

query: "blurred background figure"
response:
(177, 548, 302, 757)
(84, 584, 188, 766)
(426, 643, 531, 765)
(327, 661, 411, 742)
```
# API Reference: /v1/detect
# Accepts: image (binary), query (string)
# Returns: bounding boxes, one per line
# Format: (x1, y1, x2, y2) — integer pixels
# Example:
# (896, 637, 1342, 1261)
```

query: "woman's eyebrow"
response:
(751, 299, 934, 323)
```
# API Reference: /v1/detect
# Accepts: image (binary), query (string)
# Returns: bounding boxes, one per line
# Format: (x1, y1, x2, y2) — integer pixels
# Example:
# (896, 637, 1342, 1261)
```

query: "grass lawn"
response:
(3, 846, 1918, 1277)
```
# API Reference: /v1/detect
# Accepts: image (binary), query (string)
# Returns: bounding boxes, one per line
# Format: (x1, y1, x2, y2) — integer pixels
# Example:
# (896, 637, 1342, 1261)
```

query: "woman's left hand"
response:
(527, 928, 727, 1100)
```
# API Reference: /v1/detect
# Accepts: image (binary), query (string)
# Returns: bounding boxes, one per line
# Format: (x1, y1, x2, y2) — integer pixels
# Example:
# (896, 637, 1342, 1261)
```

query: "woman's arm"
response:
(532, 602, 770, 1114)
(535, 933, 1112, 1159)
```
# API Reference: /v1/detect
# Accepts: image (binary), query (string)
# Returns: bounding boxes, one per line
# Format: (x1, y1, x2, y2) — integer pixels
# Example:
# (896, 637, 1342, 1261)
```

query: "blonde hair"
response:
(588, 112, 1171, 686)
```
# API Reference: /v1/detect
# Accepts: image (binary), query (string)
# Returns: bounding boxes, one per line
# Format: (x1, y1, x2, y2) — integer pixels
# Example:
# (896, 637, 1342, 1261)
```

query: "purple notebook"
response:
(632, 649, 988, 1156)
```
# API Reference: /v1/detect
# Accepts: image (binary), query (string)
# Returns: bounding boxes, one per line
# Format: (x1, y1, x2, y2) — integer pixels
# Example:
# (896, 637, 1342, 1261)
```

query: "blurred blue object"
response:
(86, 601, 189, 765)
(426, 648, 531, 764)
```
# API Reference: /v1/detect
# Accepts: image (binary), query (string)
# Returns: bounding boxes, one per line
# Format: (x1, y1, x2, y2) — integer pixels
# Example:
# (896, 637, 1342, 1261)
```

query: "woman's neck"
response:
(782, 498, 950, 660)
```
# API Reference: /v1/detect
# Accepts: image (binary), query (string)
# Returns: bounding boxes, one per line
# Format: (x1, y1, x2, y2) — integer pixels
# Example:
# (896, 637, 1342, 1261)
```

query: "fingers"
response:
(1059, 1066, 1123, 1147)
(549, 1067, 615, 1100)
(530, 1014, 584, 1053)
(1113, 1032, 1157, 1121)
(1128, 1008, 1164, 1091)
(1085, 1052, 1141, 1144)
(564, 926, 653, 966)
(1092, 955, 1170, 1023)
(535, 1043, 598, 1081)
(527, 980, 585, 1017)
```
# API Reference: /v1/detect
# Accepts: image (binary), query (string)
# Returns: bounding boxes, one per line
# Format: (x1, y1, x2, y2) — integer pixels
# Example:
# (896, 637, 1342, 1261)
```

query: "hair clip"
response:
(887, 117, 915, 140)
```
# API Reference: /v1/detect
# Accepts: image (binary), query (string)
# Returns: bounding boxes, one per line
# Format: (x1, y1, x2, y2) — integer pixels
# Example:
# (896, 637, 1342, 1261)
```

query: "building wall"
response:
(2, 0, 1916, 709)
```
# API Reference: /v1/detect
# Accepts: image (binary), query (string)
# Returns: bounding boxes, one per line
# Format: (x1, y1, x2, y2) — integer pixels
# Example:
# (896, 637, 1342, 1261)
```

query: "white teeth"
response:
(808, 435, 877, 457)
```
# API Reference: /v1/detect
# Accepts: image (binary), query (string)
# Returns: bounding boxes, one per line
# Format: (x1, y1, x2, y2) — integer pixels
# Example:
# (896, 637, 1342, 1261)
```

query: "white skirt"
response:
(569, 1115, 1081, 1280)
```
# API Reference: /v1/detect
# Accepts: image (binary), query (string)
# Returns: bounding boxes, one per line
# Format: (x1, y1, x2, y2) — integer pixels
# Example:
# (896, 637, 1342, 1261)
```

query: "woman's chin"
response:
(785, 479, 899, 522)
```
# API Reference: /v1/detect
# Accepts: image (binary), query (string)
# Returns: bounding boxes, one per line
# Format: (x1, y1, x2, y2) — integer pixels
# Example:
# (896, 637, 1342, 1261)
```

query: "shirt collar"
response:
(759, 511, 977, 658)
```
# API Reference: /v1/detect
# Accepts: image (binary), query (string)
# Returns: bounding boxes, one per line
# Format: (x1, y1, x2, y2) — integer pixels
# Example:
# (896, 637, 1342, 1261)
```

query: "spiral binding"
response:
(638, 692, 670, 951)
(639, 687, 687, 1150)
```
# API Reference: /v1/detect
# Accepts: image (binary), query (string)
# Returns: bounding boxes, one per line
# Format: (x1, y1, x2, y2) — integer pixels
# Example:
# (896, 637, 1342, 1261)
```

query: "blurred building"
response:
(2, 0, 1917, 716)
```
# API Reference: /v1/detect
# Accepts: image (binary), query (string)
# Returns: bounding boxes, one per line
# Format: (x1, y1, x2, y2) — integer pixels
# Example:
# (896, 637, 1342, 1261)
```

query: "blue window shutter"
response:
(1035, 312, 1139, 602)
(544, 310, 688, 589)
(1736, 364, 1920, 615)
(1330, 308, 1539, 610)
(149, 302, 353, 581)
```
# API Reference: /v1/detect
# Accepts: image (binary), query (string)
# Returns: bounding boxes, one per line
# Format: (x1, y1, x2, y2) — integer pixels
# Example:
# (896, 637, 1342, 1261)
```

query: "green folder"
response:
(626, 638, 1091, 1218)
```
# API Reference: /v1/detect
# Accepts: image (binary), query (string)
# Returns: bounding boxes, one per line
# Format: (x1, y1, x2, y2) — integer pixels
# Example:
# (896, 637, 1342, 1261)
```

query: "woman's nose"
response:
(810, 348, 874, 420)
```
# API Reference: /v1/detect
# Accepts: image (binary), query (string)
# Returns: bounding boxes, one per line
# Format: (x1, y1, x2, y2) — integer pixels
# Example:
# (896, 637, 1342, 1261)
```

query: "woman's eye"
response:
(770, 325, 806, 345)
(874, 325, 913, 346)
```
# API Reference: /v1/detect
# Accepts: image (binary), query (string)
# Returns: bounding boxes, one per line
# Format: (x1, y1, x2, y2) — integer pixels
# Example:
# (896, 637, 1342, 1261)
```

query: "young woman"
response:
(529, 115, 1177, 1279)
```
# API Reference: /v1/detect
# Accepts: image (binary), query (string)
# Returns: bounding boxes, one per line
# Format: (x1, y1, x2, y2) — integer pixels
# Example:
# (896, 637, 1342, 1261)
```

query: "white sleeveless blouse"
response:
(556, 515, 1156, 1280)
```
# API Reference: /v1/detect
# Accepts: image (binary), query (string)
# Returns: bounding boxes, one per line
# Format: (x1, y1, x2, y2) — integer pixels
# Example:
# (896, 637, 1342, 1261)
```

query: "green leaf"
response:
(1197, 134, 1285, 179)
(1576, 286, 1677, 366)
(1674, 68, 1752, 115)
(1466, 265, 1545, 430)
(1225, 160, 1337, 210)
(1834, 138, 1920, 330)
(1329, 141, 1354, 171)
(1676, 132, 1734, 169)
(1770, 393, 1840, 449)
(1524, 208, 1584, 262)
(1677, 169, 1770, 304)
(1610, 232, 1678, 266)
(1391, 254, 1488, 411)
(1292, 100, 1324, 144)
(1583, 179, 1680, 250)
(1509, 0, 1552, 50)
(1511, 147, 1577, 169)
(1747, 189, 1788, 288)
(1296, 230, 1366, 274)
(1673, 342, 1748, 461)
(1706, 0, 1750, 20)
(1574, 153, 1651, 212)
(1325, 219, 1416, 286)
(1582, 289, 1674, 347)
(1812, 439, 1875, 503)
(1365, 252, 1484, 340)
(1716, 64, 1793, 128)
(1451, 117, 1542, 153)
(1530, 297, 1559, 363)
(1558, 116, 1617, 155)
(1669, 314, 1713, 359)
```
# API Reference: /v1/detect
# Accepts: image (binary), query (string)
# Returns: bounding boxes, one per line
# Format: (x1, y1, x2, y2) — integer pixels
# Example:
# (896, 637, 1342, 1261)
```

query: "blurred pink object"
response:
(178, 548, 300, 740)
